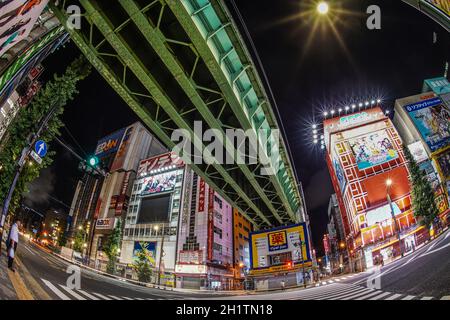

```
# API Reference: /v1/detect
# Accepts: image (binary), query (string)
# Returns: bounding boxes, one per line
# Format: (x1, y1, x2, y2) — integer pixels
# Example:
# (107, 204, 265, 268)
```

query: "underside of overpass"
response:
(50, 0, 303, 229)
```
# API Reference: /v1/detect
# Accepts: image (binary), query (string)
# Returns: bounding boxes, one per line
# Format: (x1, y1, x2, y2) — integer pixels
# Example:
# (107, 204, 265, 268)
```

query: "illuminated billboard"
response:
(436, 150, 450, 179)
(141, 171, 177, 195)
(333, 156, 346, 191)
(94, 128, 126, 159)
(349, 130, 398, 170)
(425, 0, 450, 17)
(133, 241, 156, 266)
(0, 0, 49, 57)
(249, 223, 311, 275)
(404, 97, 450, 152)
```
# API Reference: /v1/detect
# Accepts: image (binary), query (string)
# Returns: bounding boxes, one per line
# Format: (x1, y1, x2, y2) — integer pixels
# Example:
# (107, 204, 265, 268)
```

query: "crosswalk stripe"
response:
(355, 290, 386, 300)
(385, 293, 402, 300)
(108, 295, 122, 300)
(92, 292, 112, 300)
(300, 287, 363, 300)
(368, 292, 392, 300)
(59, 285, 86, 300)
(331, 288, 367, 300)
(77, 289, 100, 300)
(122, 297, 133, 300)
(313, 288, 369, 300)
(328, 281, 334, 284)
(440, 296, 450, 300)
(340, 289, 376, 300)
(135, 298, 145, 300)
(145, 298, 154, 300)
(41, 279, 70, 300)
(420, 296, 433, 300)
(401, 295, 416, 300)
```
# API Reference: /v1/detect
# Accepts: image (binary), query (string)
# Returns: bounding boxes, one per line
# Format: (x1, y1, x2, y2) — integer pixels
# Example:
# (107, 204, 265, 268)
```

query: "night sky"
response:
(26, 0, 450, 255)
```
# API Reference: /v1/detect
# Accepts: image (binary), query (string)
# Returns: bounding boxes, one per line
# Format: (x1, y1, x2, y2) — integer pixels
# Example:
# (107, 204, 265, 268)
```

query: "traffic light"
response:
(87, 155, 99, 167)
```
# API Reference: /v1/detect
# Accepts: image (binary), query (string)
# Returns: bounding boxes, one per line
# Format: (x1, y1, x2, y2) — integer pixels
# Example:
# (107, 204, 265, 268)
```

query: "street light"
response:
(386, 179, 403, 258)
(317, 1, 329, 15)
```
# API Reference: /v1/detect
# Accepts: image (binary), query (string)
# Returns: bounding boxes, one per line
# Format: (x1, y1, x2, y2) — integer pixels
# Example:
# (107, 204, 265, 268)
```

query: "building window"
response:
(214, 195, 223, 209)
(213, 242, 222, 254)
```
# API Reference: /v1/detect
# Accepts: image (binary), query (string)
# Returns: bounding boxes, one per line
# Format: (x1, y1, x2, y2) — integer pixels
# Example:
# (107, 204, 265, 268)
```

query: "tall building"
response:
(67, 122, 166, 261)
(175, 170, 234, 290)
(326, 194, 347, 273)
(322, 106, 427, 270)
(119, 152, 185, 284)
(232, 208, 252, 288)
(119, 152, 235, 289)
(393, 85, 450, 225)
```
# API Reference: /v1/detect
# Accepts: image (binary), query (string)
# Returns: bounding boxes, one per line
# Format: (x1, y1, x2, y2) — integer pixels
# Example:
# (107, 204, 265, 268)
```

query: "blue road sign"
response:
(35, 140, 47, 158)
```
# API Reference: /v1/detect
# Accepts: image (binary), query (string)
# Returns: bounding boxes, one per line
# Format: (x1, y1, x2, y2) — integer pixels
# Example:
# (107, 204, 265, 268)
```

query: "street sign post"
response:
(30, 150, 43, 165)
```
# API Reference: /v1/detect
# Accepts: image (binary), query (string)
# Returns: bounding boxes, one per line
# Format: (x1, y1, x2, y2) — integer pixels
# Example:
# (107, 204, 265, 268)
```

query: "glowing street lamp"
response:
(317, 1, 329, 15)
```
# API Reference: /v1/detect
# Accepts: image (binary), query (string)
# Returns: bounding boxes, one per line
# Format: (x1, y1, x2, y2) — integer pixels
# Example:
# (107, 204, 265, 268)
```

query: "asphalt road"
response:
(15, 237, 228, 300)
(11, 228, 450, 300)
(218, 228, 450, 300)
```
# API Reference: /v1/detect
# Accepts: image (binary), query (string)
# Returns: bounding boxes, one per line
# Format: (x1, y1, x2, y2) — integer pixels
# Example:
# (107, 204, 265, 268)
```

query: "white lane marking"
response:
(421, 242, 450, 257)
(368, 292, 392, 300)
(385, 293, 402, 300)
(355, 290, 387, 300)
(296, 286, 362, 300)
(41, 279, 70, 300)
(108, 295, 122, 300)
(420, 296, 433, 300)
(401, 295, 416, 300)
(317, 288, 369, 300)
(77, 289, 100, 300)
(22, 245, 37, 256)
(440, 296, 450, 300)
(340, 289, 375, 300)
(92, 292, 112, 300)
(59, 285, 86, 300)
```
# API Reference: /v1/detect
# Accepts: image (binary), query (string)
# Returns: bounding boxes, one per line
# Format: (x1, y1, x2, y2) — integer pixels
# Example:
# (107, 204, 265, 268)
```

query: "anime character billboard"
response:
(349, 130, 399, 170)
(404, 97, 450, 152)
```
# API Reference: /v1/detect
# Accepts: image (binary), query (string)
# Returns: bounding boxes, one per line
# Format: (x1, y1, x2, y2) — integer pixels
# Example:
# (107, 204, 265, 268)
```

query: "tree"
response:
(403, 145, 439, 227)
(73, 228, 86, 253)
(0, 56, 91, 217)
(58, 231, 68, 247)
(103, 219, 122, 274)
(132, 248, 153, 283)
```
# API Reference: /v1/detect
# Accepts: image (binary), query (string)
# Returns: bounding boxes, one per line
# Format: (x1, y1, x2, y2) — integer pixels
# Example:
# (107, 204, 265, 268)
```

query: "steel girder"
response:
(50, 0, 302, 227)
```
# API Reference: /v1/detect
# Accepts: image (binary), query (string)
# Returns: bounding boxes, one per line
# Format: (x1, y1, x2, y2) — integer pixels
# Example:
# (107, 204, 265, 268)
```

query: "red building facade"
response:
(322, 106, 428, 270)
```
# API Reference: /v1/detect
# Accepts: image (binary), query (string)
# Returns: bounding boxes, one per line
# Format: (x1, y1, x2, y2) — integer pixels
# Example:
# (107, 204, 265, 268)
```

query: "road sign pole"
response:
(0, 103, 59, 254)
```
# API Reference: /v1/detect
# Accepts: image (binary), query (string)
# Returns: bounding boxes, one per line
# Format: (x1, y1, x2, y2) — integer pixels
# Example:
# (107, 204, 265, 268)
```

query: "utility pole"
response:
(0, 103, 59, 254)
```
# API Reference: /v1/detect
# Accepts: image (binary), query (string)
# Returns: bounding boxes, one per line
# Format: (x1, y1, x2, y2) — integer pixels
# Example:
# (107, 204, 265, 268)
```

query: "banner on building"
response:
(94, 128, 126, 159)
(178, 250, 203, 265)
(404, 97, 450, 152)
(110, 125, 134, 172)
(96, 218, 114, 230)
(133, 241, 156, 266)
(408, 141, 429, 163)
(207, 187, 214, 261)
(137, 151, 184, 176)
(0, 0, 50, 57)
(249, 223, 312, 275)
(436, 150, 450, 179)
(332, 156, 346, 191)
(198, 178, 205, 212)
(141, 171, 177, 196)
(349, 130, 398, 170)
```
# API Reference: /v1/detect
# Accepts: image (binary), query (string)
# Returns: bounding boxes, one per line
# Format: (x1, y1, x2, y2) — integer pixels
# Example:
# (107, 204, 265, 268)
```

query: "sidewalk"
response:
(0, 242, 17, 300)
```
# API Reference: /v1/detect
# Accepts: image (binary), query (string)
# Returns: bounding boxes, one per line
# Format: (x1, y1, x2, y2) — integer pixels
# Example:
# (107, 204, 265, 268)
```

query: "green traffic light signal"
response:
(88, 156, 99, 167)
